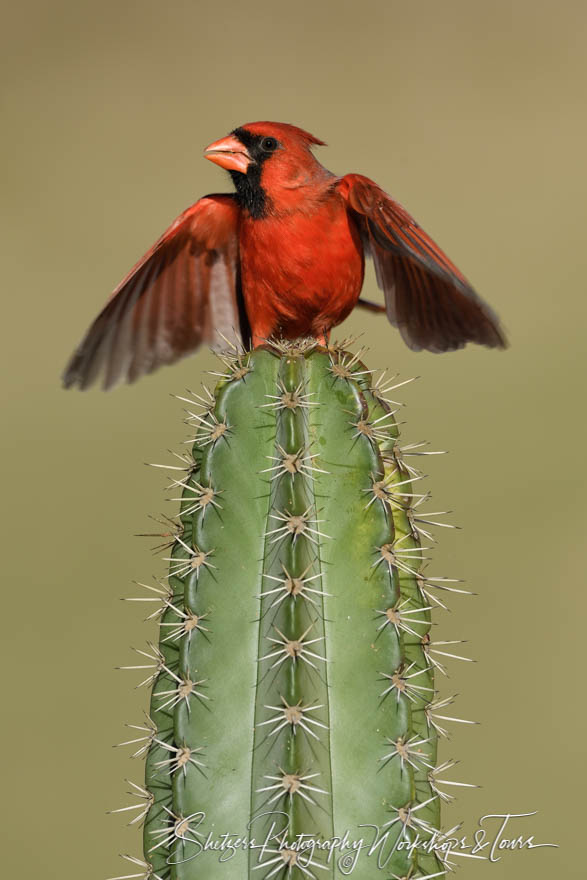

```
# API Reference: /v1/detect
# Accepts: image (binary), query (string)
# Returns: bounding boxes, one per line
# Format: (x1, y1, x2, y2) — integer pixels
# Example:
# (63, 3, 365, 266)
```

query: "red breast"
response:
(238, 184, 365, 340)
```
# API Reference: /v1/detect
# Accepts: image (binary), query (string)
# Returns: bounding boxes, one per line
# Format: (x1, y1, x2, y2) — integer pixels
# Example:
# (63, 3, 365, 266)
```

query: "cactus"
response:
(113, 339, 474, 879)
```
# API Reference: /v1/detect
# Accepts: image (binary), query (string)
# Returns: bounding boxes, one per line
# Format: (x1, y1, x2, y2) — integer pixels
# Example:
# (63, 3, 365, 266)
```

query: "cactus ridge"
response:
(111, 340, 475, 880)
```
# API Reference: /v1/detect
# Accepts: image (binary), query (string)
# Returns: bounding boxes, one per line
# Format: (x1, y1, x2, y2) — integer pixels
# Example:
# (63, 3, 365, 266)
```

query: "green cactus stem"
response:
(113, 339, 474, 880)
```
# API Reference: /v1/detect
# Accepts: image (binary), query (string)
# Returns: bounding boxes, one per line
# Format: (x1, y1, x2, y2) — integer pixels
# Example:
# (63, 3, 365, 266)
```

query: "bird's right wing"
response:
(63, 194, 247, 390)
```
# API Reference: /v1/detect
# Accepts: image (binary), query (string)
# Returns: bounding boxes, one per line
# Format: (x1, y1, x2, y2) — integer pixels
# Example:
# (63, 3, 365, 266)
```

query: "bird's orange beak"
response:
(204, 135, 252, 173)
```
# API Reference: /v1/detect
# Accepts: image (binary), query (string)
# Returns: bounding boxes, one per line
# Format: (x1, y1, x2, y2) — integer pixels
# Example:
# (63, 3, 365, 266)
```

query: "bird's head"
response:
(204, 121, 329, 218)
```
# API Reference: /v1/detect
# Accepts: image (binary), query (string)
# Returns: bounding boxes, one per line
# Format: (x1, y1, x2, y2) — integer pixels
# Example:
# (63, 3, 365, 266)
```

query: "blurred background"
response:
(2, 1, 585, 877)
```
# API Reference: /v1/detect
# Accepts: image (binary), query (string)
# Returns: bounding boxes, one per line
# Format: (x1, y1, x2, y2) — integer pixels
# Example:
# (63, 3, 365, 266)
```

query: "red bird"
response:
(63, 121, 506, 389)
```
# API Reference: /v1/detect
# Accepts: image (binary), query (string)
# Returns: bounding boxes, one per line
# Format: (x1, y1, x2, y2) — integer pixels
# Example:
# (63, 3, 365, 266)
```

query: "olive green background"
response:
(2, 1, 585, 877)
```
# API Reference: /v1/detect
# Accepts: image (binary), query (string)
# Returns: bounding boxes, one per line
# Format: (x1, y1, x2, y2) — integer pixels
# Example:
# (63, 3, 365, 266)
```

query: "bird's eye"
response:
(261, 137, 278, 152)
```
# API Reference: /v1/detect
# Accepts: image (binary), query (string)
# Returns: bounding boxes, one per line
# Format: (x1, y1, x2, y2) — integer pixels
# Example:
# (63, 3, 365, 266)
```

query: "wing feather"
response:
(63, 194, 245, 389)
(339, 174, 506, 352)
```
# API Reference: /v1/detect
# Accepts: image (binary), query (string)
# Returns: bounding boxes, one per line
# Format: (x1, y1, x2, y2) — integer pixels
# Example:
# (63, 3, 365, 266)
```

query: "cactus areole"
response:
(115, 340, 472, 879)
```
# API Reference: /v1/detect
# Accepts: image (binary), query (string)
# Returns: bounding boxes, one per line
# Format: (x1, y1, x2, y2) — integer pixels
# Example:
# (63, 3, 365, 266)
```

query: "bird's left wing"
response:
(63, 194, 246, 390)
(338, 174, 506, 353)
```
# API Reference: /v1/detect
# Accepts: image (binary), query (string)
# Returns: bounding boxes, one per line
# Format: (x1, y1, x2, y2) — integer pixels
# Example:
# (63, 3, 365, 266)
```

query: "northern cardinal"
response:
(63, 121, 506, 389)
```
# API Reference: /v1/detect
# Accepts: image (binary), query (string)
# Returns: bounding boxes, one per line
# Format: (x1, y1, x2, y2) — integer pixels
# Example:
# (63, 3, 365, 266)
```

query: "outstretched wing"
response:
(63, 194, 247, 390)
(338, 174, 506, 352)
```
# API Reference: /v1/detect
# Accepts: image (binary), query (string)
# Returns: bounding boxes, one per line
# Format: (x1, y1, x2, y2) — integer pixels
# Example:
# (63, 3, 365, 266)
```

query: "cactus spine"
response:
(114, 340, 472, 879)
